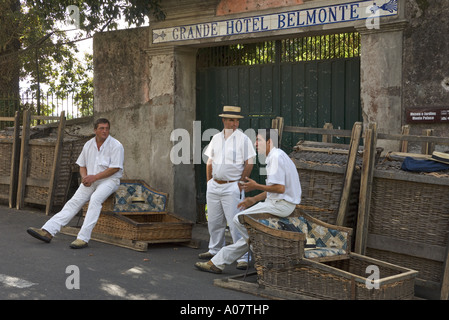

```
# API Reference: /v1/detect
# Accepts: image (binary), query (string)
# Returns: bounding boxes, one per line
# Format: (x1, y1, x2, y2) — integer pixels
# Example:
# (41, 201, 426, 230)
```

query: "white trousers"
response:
(211, 199, 296, 270)
(42, 178, 119, 242)
(206, 179, 247, 262)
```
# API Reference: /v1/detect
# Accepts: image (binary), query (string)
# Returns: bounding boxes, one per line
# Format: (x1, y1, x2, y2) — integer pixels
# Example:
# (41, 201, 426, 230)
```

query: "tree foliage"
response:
(0, 0, 165, 106)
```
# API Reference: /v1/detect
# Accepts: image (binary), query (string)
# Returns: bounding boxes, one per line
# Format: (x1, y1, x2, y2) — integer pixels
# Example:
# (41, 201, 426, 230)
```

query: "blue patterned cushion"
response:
(258, 216, 349, 253)
(113, 182, 167, 212)
(258, 216, 308, 234)
(304, 248, 346, 259)
(307, 223, 348, 250)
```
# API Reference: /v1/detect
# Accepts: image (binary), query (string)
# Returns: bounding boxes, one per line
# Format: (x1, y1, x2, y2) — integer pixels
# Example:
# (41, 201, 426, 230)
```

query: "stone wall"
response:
(402, 0, 449, 142)
(93, 28, 197, 221)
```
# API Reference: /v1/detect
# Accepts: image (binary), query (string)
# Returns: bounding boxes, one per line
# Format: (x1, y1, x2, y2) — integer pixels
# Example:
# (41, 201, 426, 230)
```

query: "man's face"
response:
(95, 123, 110, 142)
(255, 134, 268, 155)
(222, 118, 240, 131)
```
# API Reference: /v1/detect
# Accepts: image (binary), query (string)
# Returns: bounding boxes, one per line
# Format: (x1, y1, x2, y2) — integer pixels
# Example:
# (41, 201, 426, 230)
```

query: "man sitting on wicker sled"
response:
(195, 128, 302, 273)
(27, 118, 124, 249)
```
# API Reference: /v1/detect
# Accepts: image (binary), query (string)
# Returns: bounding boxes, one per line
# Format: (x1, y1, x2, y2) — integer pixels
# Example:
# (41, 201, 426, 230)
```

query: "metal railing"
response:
(196, 31, 361, 68)
(0, 91, 93, 129)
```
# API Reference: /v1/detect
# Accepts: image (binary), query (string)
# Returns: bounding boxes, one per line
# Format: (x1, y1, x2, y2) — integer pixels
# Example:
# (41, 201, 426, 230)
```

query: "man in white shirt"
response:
(27, 118, 124, 249)
(195, 128, 301, 273)
(199, 106, 256, 269)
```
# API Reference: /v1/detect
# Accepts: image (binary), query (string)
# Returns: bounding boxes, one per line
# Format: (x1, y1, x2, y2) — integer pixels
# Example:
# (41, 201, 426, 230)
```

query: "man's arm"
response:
(237, 191, 267, 210)
(206, 158, 213, 182)
(237, 177, 285, 210)
(240, 158, 255, 180)
(81, 167, 120, 187)
(241, 176, 285, 194)
(238, 158, 254, 190)
(79, 167, 88, 182)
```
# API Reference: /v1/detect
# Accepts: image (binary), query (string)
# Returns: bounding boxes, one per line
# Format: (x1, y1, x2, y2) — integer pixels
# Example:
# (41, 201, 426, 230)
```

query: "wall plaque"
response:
(406, 108, 449, 124)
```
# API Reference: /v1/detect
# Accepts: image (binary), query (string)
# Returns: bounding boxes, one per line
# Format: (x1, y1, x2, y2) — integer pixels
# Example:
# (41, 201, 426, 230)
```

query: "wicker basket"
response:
(21, 135, 91, 209)
(242, 210, 352, 269)
(0, 139, 14, 203)
(93, 211, 193, 243)
(365, 159, 449, 289)
(243, 213, 305, 270)
(83, 180, 192, 244)
(257, 253, 418, 300)
(289, 144, 363, 227)
(242, 211, 417, 299)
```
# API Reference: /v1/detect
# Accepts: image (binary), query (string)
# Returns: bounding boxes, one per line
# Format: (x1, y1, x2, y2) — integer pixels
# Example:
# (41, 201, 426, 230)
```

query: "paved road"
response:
(0, 205, 430, 317)
(0, 204, 265, 302)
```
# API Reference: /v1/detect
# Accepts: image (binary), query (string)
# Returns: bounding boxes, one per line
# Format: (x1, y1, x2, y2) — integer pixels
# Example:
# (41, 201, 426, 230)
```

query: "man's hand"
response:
(237, 196, 257, 210)
(240, 176, 259, 192)
(82, 175, 96, 187)
(81, 167, 120, 187)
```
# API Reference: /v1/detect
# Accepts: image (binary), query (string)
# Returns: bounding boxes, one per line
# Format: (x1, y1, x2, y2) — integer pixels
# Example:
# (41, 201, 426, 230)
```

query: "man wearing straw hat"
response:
(27, 118, 124, 249)
(199, 106, 256, 270)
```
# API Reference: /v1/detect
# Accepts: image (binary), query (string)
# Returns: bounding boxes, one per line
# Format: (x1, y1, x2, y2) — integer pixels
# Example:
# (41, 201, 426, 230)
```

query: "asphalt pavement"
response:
(0, 204, 265, 302)
(0, 204, 433, 316)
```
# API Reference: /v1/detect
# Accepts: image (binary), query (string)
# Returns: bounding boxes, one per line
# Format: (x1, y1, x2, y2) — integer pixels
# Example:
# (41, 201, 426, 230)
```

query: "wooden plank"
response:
(283, 125, 353, 137)
(367, 234, 447, 262)
(276, 116, 284, 144)
(292, 159, 346, 174)
(31, 115, 65, 121)
(440, 233, 449, 300)
(373, 169, 449, 187)
(336, 121, 362, 226)
(400, 125, 410, 152)
(386, 151, 429, 160)
(294, 145, 350, 155)
(0, 117, 16, 121)
(321, 123, 333, 143)
(377, 132, 449, 145)
(354, 123, 377, 254)
(8, 111, 20, 208)
(20, 177, 50, 188)
(16, 110, 31, 210)
(45, 112, 66, 215)
(213, 272, 315, 300)
(60, 226, 148, 252)
(421, 129, 434, 155)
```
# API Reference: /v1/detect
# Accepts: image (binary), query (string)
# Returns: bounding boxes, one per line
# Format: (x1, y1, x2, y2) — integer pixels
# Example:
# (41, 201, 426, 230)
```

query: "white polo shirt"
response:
(204, 129, 256, 181)
(76, 135, 124, 181)
(265, 147, 301, 204)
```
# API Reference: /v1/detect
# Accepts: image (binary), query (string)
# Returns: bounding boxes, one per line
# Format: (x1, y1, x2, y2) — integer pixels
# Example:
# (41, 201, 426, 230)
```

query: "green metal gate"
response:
(195, 32, 361, 216)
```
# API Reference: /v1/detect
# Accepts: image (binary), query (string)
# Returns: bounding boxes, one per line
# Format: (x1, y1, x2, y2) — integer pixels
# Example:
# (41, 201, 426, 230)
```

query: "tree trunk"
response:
(0, 0, 21, 99)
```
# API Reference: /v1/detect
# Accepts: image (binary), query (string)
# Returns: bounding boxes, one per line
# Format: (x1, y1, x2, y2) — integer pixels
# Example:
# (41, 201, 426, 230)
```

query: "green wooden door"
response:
(195, 33, 361, 217)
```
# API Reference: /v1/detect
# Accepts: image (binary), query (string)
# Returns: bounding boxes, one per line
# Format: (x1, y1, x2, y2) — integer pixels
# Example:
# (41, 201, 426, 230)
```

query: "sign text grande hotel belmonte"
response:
(152, 0, 398, 44)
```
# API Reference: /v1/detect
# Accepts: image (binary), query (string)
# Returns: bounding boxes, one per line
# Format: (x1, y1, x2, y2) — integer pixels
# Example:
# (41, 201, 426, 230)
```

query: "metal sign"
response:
(152, 0, 398, 44)
(406, 108, 449, 124)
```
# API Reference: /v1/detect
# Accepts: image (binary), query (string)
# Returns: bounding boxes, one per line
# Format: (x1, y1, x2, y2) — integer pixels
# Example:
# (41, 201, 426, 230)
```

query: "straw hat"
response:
(428, 151, 449, 165)
(219, 106, 244, 119)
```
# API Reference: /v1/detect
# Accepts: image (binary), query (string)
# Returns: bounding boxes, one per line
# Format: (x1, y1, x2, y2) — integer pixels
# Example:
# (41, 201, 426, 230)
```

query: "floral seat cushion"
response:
(114, 182, 167, 212)
(304, 247, 346, 259)
(257, 216, 348, 259)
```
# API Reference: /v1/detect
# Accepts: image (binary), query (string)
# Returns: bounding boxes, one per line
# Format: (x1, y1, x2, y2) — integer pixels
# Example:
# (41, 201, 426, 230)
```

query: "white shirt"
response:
(204, 129, 256, 181)
(265, 147, 302, 204)
(76, 135, 124, 181)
